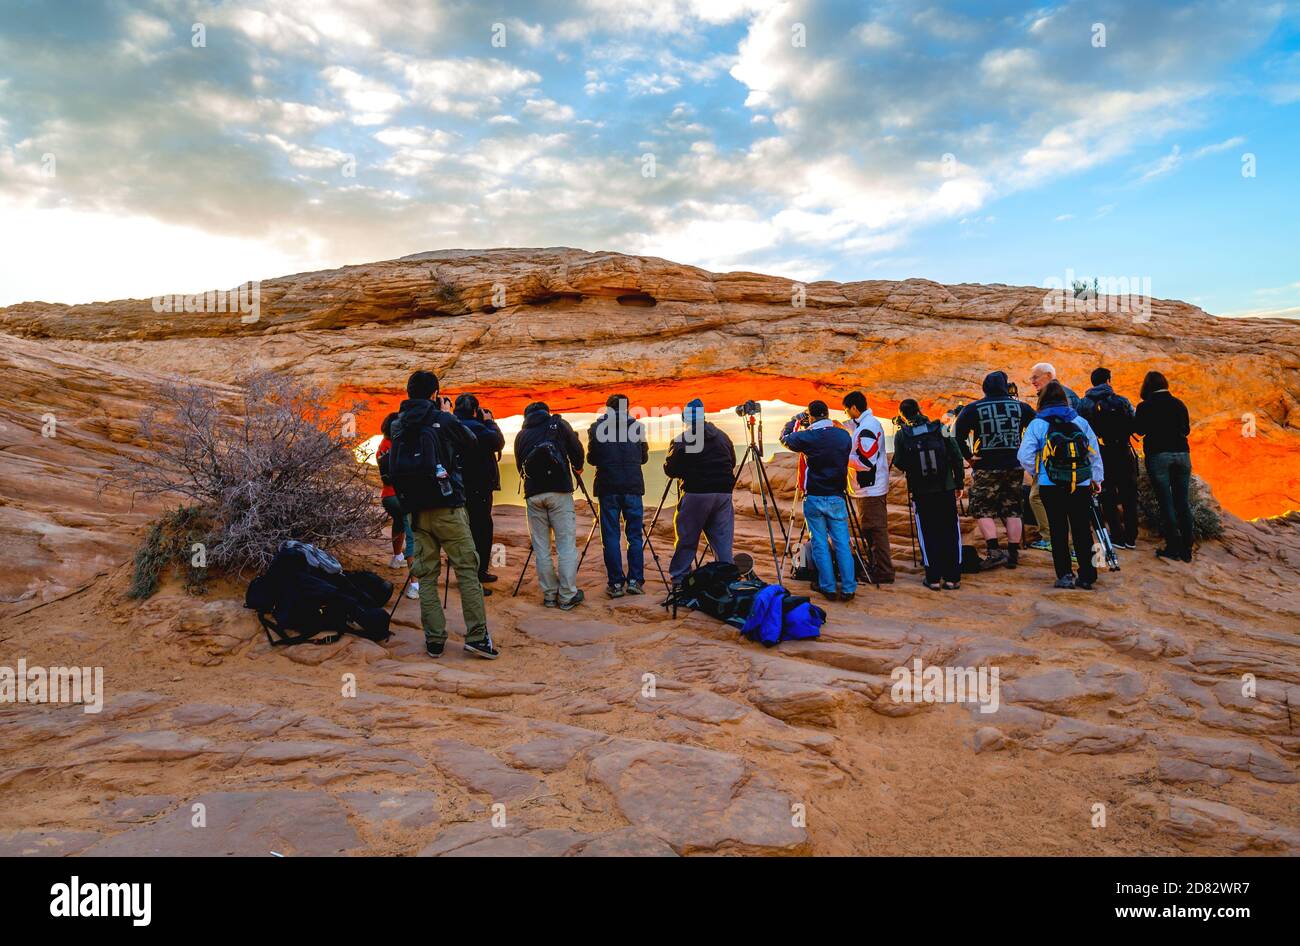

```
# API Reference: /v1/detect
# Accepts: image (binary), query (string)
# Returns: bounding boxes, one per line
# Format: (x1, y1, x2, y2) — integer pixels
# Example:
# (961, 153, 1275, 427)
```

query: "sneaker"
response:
(942, 580, 961, 591)
(543, 597, 558, 608)
(481, 587, 492, 597)
(922, 578, 942, 591)
(816, 586, 838, 601)
(390, 554, 406, 569)
(1155, 547, 1182, 562)
(1006, 550, 1019, 569)
(1118, 542, 1137, 551)
(1076, 578, 1096, 590)
(1181, 552, 1193, 563)
(606, 582, 625, 598)
(425, 639, 445, 658)
(464, 636, 499, 660)
(1053, 575, 1076, 589)
(479, 573, 499, 583)
(840, 591, 856, 603)
(559, 589, 585, 611)
(406, 580, 420, 599)
(1027, 539, 1052, 552)
(625, 580, 645, 596)
(980, 550, 1008, 571)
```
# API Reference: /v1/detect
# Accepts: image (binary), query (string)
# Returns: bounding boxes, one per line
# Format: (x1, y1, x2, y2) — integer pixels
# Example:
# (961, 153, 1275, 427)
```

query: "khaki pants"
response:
(1028, 479, 1050, 536)
(526, 491, 579, 603)
(410, 506, 487, 645)
(853, 495, 895, 582)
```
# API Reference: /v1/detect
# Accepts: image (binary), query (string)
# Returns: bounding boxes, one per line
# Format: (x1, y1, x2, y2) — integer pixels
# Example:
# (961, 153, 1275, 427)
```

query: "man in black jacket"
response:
(514, 402, 587, 609)
(1078, 368, 1138, 548)
(781, 401, 856, 600)
(453, 393, 506, 587)
(587, 394, 649, 597)
(953, 370, 1036, 569)
(664, 398, 736, 585)
(387, 370, 496, 659)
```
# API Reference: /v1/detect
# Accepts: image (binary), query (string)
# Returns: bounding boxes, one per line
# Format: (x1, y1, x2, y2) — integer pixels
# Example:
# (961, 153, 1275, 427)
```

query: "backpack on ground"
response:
(1039, 417, 1092, 492)
(672, 562, 766, 628)
(740, 584, 825, 646)
(384, 413, 453, 512)
(522, 419, 569, 483)
(899, 423, 950, 490)
(245, 542, 394, 647)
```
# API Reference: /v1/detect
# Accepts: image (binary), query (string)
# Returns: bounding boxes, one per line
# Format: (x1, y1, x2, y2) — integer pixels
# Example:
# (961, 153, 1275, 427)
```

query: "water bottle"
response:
(435, 463, 452, 497)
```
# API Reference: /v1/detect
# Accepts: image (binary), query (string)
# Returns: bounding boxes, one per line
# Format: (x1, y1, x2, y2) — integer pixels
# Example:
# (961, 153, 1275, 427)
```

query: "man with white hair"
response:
(1025, 363, 1081, 550)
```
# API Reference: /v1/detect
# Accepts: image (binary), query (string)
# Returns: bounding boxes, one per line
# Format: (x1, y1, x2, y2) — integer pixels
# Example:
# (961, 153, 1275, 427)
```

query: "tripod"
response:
(695, 412, 786, 578)
(779, 487, 880, 591)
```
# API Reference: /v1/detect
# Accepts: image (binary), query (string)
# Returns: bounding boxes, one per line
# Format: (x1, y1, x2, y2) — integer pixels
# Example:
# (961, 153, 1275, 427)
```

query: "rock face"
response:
(1, 248, 1299, 857)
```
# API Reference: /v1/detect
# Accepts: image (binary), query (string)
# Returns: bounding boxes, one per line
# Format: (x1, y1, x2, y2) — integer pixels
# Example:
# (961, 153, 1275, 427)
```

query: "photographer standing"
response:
(453, 394, 505, 591)
(782, 401, 856, 601)
(587, 394, 649, 597)
(515, 402, 587, 610)
(892, 398, 966, 590)
(385, 371, 496, 659)
(664, 398, 736, 587)
(843, 391, 894, 583)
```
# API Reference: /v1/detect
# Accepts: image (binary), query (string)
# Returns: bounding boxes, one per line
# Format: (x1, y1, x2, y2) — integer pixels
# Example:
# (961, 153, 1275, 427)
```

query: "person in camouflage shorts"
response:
(968, 469, 1024, 521)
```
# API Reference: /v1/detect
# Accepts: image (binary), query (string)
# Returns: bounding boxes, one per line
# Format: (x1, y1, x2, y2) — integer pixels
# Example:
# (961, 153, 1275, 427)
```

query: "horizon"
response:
(1, 2, 1297, 316)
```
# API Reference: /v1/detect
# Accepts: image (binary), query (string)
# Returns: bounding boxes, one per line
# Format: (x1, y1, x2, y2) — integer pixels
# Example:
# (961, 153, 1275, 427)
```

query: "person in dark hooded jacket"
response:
(386, 370, 495, 659)
(1077, 368, 1138, 549)
(953, 370, 1036, 569)
(664, 398, 736, 585)
(892, 399, 966, 590)
(587, 394, 649, 596)
(454, 394, 505, 587)
(514, 402, 586, 609)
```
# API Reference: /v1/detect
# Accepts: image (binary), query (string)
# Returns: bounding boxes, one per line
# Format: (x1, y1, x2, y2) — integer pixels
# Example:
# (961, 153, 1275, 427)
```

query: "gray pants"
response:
(526, 491, 578, 603)
(669, 492, 734, 581)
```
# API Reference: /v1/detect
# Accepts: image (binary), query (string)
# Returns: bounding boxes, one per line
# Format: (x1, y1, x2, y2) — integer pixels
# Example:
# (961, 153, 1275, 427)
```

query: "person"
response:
(514, 401, 587, 610)
(1025, 362, 1082, 550)
(1077, 368, 1138, 549)
(452, 394, 505, 593)
(1017, 380, 1104, 589)
(781, 401, 856, 601)
(842, 391, 894, 583)
(664, 398, 736, 588)
(376, 413, 419, 600)
(587, 394, 649, 597)
(385, 370, 495, 659)
(1133, 370, 1195, 562)
(892, 399, 966, 590)
(953, 371, 1036, 570)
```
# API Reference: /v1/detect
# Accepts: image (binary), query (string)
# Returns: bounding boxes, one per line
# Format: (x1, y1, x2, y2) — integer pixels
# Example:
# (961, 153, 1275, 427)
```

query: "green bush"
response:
(128, 506, 211, 599)
(1136, 467, 1224, 542)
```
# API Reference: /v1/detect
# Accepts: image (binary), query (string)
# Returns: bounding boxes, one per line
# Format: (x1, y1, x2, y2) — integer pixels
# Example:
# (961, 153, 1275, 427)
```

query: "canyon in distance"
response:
(1, 247, 1298, 856)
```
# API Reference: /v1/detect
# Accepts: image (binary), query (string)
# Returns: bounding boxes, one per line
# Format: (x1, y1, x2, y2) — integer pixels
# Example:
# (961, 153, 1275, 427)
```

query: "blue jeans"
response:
(804, 494, 856, 595)
(599, 494, 645, 584)
(1146, 451, 1194, 557)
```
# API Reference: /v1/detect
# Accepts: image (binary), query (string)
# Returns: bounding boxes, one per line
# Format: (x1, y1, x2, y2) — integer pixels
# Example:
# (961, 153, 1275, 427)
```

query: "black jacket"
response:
(664, 421, 735, 494)
(389, 398, 476, 509)
(514, 408, 584, 498)
(953, 371, 1036, 471)
(454, 410, 505, 494)
(586, 408, 649, 497)
(891, 415, 965, 496)
(1078, 383, 1135, 457)
(780, 418, 851, 497)
(1133, 389, 1191, 457)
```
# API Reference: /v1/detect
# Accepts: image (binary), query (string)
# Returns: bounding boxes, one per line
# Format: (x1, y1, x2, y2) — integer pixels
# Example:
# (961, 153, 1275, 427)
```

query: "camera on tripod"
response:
(734, 399, 761, 417)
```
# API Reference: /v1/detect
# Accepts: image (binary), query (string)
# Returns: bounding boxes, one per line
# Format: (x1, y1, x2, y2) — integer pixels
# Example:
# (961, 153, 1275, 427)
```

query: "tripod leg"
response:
(577, 512, 600, 572)
(778, 489, 803, 576)
(907, 487, 918, 567)
(443, 554, 450, 608)
(644, 535, 671, 589)
(641, 478, 673, 551)
(389, 569, 413, 619)
(511, 545, 534, 597)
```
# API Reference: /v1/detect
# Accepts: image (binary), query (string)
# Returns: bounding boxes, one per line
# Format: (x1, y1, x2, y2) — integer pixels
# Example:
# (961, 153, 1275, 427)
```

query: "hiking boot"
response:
(406, 580, 420, 599)
(1027, 539, 1052, 552)
(980, 549, 1008, 571)
(840, 591, 856, 603)
(559, 589, 585, 611)
(464, 635, 499, 660)
(1053, 575, 1076, 589)
(543, 597, 558, 608)
(942, 580, 961, 591)
(625, 579, 645, 595)
(1006, 549, 1019, 569)
(479, 573, 499, 583)
(1076, 577, 1096, 590)
(390, 554, 406, 570)
(922, 578, 942, 591)
(606, 582, 625, 598)
(816, 586, 838, 602)
(1155, 547, 1182, 562)
(425, 639, 445, 659)
(481, 587, 492, 597)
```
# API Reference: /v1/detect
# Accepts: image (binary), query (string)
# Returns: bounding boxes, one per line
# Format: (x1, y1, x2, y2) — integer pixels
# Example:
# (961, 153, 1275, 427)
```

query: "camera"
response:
(734, 399, 761, 416)
(1006, 381, 1019, 399)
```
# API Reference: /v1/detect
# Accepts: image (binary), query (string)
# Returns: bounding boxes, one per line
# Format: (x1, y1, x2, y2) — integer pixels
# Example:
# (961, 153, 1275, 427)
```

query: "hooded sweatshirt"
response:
(1077, 383, 1135, 457)
(953, 371, 1037, 471)
(387, 398, 477, 510)
(1018, 404, 1104, 487)
(891, 412, 965, 495)
(664, 420, 736, 493)
(514, 406, 585, 498)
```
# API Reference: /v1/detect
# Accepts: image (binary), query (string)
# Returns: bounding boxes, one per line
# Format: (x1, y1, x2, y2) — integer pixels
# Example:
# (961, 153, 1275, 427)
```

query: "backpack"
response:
(1039, 417, 1092, 491)
(245, 542, 394, 647)
(1087, 394, 1133, 452)
(740, 585, 825, 646)
(385, 412, 454, 512)
(522, 419, 569, 484)
(674, 562, 766, 628)
(899, 423, 950, 490)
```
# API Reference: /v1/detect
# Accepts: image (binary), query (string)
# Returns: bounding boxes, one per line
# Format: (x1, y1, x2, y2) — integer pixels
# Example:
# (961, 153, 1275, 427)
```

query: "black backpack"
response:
(900, 423, 950, 490)
(673, 562, 766, 628)
(245, 542, 394, 647)
(385, 412, 455, 512)
(522, 419, 569, 483)
(1087, 394, 1133, 452)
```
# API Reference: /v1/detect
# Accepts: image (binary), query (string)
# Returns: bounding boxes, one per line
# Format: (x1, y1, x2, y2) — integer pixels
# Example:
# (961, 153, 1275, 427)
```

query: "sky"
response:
(0, 0, 1297, 317)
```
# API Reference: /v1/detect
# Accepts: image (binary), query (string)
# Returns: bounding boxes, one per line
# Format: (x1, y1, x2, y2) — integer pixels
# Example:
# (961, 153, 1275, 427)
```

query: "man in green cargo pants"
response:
(382, 370, 498, 660)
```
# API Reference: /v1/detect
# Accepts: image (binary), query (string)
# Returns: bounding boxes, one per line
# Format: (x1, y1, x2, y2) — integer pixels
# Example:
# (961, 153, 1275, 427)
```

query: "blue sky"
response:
(0, 0, 1296, 316)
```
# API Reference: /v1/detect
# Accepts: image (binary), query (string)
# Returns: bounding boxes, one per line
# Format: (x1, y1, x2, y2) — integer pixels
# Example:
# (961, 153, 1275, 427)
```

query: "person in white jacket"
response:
(1017, 380, 1105, 590)
(842, 391, 894, 583)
